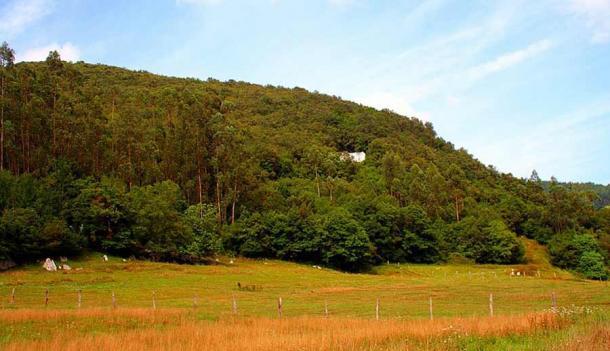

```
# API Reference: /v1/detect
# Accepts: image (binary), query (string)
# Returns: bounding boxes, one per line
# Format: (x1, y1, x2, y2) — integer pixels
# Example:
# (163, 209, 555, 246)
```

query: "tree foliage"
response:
(0, 44, 606, 275)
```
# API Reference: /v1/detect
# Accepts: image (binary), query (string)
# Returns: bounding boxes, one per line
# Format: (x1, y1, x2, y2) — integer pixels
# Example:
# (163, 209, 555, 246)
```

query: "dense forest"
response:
(543, 181, 610, 209)
(0, 43, 608, 278)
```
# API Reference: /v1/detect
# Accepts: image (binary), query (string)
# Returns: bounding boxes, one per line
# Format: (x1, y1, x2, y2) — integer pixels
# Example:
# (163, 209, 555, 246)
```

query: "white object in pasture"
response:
(43, 258, 57, 271)
(103, 254, 108, 262)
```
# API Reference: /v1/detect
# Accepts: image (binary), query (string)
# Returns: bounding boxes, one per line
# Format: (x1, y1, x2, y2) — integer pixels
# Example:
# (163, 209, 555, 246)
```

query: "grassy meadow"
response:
(0, 239, 608, 350)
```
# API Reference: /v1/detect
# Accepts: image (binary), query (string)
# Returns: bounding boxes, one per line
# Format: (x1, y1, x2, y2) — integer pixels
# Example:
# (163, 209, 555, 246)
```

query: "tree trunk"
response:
(231, 181, 237, 225)
(216, 176, 222, 225)
(197, 168, 203, 205)
(52, 85, 57, 156)
(1, 75, 4, 171)
(315, 167, 320, 197)
(454, 195, 461, 222)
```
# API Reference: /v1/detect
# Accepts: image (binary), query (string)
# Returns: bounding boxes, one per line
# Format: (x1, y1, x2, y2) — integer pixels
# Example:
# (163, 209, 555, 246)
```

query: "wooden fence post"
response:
(489, 293, 494, 317)
(193, 295, 199, 308)
(45, 288, 49, 307)
(551, 292, 557, 311)
(324, 300, 328, 318)
(152, 291, 156, 310)
(232, 294, 237, 315)
(277, 297, 283, 318)
(429, 296, 433, 320)
(112, 291, 116, 309)
(10, 287, 15, 305)
(375, 298, 380, 320)
(77, 289, 82, 309)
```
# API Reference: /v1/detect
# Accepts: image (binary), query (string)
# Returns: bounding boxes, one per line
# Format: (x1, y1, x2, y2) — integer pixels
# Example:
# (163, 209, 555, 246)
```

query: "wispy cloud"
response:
(476, 96, 610, 181)
(358, 91, 418, 117)
(328, 0, 357, 6)
(349, 2, 527, 117)
(176, 0, 224, 5)
(17, 42, 80, 62)
(568, 0, 610, 43)
(467, 39, 554, 81)
(0, 0, 53, 38)
(176, 0, 356, 6)
(355, 37, 553, 119)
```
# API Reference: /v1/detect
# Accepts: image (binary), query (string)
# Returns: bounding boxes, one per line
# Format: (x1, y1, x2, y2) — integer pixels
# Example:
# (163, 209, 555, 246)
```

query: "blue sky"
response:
(1, 0, 609, 184)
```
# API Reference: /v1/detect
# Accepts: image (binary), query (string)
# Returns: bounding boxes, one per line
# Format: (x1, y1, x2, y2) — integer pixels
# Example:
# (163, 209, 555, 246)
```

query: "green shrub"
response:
(577, 251, 608, 280)
(549, 231, 603, 269)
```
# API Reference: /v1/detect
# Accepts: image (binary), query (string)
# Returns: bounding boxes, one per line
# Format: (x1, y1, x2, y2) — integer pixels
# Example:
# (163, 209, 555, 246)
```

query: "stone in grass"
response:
(0, 259, 16, 271)
(62, 264, 72, 270)
(43, 258, 57, 271)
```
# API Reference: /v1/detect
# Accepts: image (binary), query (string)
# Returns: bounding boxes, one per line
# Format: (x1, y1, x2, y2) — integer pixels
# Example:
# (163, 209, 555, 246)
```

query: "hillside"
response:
(0, 51, 608, 276)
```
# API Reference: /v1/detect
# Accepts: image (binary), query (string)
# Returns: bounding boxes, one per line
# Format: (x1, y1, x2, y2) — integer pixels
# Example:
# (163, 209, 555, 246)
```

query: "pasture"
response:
(0, 240, 608, 350)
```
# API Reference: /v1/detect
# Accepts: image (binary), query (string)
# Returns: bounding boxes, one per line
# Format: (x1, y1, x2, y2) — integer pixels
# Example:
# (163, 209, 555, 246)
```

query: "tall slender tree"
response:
(0, 42, 15, 171)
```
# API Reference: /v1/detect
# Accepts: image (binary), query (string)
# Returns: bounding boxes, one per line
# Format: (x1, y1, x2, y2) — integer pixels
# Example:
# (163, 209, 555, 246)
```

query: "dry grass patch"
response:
(4, 312, 566, 351)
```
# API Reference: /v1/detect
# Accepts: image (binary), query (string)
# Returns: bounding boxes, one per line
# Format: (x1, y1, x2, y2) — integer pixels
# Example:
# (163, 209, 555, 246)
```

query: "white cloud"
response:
(17, 42, 80, 62)
(446, 95, 461, 106)
(0, 0, 53, 37)
(467, 39, 554, 81)
(359, 38, 554, 116)
(475, 96, 610, 181)
(176, 0, 354, 6)
(328, 0, 356, 6)
(357, 91, 420, 118)
(569, 0, 610, 43)
(176, 0, 224, 5)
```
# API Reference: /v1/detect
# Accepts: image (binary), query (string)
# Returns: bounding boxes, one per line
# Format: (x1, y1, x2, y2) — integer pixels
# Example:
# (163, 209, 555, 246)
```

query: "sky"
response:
(1, 0, 609, 184)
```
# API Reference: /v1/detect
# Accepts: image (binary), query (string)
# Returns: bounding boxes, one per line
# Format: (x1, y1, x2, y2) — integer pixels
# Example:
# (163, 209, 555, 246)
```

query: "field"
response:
(0, 240, 608, 350)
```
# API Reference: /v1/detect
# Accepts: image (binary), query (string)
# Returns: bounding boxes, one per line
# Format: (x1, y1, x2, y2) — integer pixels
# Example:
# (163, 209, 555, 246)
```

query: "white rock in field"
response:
(103, 255, 108, 262)
(43, 258, 57, 271)
(122, 259, 127, 262)
(62, 264, 72, 270)
(229, 260, 234, 264)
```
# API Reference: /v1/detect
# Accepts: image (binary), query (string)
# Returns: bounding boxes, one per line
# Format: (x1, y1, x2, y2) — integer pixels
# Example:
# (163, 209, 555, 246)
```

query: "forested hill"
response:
(0, 49, 608, 278)
(542, 181, 610, 209)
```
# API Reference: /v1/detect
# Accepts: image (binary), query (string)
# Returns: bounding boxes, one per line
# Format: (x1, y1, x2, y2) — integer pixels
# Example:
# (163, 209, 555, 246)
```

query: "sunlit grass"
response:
(0, 239, 607, 349)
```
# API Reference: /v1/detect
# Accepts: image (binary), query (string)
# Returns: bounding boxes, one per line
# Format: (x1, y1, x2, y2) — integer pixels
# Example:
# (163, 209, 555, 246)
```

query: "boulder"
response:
(43, 258, 57, 271)
(0, 259, 16, 271)
(103, 254, 108, 262)
(62, 264, 72, 270)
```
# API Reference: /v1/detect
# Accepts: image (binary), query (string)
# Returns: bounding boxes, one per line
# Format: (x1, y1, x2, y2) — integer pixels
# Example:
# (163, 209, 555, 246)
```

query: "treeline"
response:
(0, 44, 607, 278)
(542, 180, 610, 209)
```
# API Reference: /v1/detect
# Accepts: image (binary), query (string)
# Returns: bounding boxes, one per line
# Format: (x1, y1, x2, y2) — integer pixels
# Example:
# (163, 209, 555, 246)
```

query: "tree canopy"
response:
(0, 45, 607, 276)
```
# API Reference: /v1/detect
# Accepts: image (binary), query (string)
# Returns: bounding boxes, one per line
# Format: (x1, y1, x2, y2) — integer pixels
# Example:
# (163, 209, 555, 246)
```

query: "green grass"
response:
(0, 239, 608, 349)
(1, 240, 608, 319)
